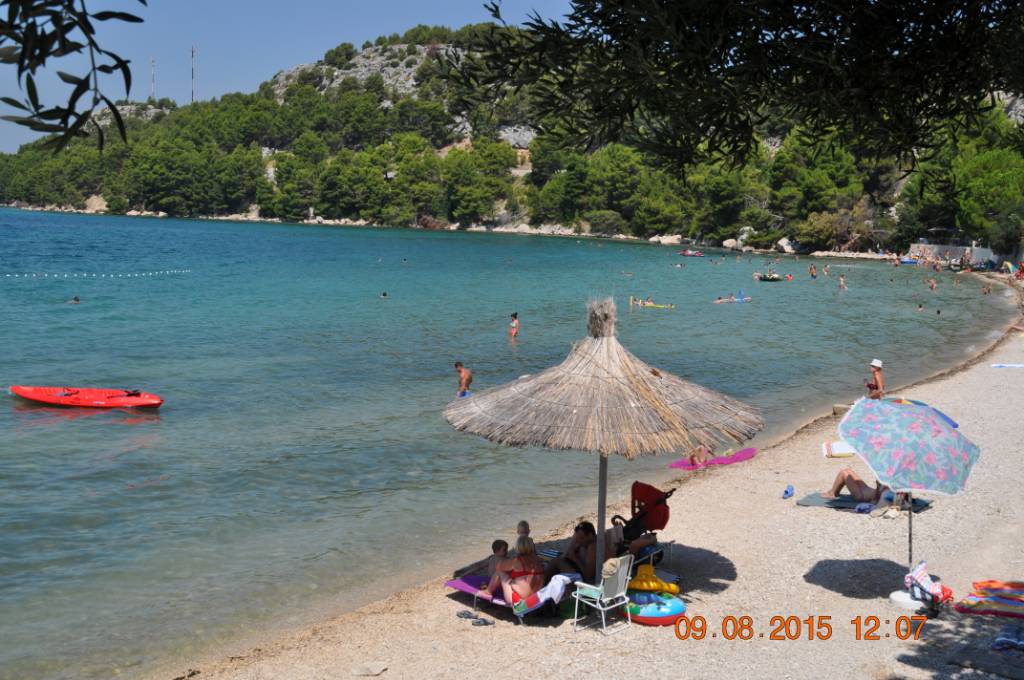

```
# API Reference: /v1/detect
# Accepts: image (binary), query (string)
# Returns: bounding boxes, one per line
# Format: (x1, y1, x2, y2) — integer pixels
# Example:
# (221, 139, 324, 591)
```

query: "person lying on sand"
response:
(823, 468, 886, 503)
(480, 536, 545, 604)
(688, 446, 712, 466)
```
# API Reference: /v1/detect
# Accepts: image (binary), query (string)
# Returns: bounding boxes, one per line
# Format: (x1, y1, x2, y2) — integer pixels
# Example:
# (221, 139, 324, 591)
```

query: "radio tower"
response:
(191, 46, 198, 103)
(150, 57, 155, 101)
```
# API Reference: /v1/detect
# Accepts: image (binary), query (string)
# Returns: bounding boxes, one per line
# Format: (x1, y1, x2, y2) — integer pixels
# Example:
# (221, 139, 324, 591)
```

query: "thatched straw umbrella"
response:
(445, 298, 764, 573)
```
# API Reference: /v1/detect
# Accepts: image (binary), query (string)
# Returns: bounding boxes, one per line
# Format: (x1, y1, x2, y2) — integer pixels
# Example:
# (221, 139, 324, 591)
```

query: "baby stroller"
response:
(610, 481, 675, 566)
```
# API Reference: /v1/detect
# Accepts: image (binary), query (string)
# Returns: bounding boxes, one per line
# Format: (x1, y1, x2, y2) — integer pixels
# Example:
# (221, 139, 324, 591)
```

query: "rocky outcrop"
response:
(497, 125, 536, 149)
(810, 250, 891, 260)
(722, 238, 739, 250)
(417, 215, 450, 230)
(84, 195, 107, 213)
(648, 234, 682, 245)
(93, 102, 174, 127)
(268, 44, 463, 102)
(776, 237, 795, 254)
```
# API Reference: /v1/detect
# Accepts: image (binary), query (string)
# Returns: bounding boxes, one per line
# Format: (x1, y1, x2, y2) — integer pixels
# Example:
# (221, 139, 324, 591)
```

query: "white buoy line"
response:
(2, 269, 191, 279)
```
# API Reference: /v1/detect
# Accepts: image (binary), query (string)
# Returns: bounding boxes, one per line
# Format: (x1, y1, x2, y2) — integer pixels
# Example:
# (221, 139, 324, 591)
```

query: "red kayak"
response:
(10, 385, 164, 409)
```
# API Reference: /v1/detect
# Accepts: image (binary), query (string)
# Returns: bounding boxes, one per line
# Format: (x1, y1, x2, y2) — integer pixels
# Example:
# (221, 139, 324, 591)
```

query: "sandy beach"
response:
(150, 290, 1023, 680)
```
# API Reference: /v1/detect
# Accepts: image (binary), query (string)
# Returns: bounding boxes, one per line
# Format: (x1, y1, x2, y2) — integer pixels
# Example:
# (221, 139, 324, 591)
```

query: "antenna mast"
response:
(150, 57, 155, 100)
(191, 46, 197, 103)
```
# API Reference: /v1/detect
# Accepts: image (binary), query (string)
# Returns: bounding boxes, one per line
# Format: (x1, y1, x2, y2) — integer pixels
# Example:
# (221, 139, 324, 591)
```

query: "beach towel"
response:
(992, 624, 1024, 652)
(444, 573, 581, 616)
(669, 447, 757, 470)
(796, 492, 931, 513)
(822, 441, 856, 458)
(955, 581, 1024, 620)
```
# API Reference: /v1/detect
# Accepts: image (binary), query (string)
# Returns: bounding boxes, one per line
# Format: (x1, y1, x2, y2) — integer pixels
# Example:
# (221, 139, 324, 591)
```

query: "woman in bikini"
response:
(480, 535, 545, 604)
(865, 358, 884, 399)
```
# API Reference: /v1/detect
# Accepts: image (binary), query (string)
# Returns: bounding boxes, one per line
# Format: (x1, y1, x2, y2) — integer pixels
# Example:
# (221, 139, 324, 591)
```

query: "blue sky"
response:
(0, 0, 570, 152)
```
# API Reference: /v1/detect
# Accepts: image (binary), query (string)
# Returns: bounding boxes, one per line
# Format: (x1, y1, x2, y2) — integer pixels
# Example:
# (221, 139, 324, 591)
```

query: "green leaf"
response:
(0, 97, 28, 111)
(25, 74, 39, 111)
(56, 71, 85, 85)
(101, 95, 127, 143)
(91, 11, 144, 23)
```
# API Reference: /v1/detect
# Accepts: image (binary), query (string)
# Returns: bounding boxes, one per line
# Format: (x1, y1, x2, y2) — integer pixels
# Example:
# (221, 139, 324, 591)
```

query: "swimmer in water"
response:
(455, 361, 473, 397)
(68, 296, 80, 304)
(380, 291, 388, 298)
(917, 303, 924, 312)
(509, 312, 520, 339)
(838, 274, 847, 290)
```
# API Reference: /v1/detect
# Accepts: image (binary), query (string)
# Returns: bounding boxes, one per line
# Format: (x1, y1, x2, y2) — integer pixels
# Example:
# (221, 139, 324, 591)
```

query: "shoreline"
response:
(146, 279, 1024, 680)
(5, 204, 1017, 264)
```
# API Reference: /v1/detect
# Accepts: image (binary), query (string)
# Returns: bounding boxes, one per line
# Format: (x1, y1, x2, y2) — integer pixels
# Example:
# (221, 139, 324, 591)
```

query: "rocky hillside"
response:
(268, 43, 443, 100)
(267, 43, 535, 149)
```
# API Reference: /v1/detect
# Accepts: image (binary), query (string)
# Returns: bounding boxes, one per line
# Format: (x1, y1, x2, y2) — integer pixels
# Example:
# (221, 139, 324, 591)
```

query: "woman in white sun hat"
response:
(865, 358, 885, 399)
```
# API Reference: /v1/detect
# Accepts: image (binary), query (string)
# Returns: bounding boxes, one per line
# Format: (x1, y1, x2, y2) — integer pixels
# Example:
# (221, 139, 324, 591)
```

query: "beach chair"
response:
(572, 554, 634, 633)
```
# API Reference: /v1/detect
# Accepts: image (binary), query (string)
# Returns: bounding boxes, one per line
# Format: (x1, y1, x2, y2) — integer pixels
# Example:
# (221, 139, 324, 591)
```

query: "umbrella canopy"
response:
(839, 397, 979, 496)
(445, 298, 763, 458)
(838, 396, 980, 576)
(444, 298, 763, 578)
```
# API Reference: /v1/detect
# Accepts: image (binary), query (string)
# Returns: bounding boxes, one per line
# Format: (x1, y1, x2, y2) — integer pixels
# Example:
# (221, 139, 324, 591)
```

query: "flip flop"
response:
(457, 610, 479, 620)
(782, 484, 794, 499)
(472, 617, 495, 626)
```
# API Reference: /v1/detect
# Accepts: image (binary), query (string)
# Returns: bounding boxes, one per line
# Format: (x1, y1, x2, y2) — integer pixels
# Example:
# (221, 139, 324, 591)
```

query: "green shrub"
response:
(584, 209, 627, 234)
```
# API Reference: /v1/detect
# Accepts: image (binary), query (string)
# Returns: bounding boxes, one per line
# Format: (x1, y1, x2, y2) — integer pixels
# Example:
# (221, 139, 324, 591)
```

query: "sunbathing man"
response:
(480, 535, 545, 605)
(823, 468, 886, 503)
(546, 521, 659, 584)
(545, 522, 594, 582)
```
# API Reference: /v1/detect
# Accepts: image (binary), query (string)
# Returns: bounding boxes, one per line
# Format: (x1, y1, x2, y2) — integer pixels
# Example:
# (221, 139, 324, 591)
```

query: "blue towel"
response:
(992, 624, 1024, 651)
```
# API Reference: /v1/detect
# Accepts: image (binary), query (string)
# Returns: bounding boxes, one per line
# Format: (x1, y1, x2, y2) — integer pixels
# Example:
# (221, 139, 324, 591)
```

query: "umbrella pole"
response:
(596, 454, 608, 583)
(907, 491, 913, 571)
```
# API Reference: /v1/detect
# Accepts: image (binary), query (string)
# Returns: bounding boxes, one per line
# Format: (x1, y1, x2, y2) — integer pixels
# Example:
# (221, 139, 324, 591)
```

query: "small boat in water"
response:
(678, 249, 705, 257)
(9, 385, 164, 408)
(753, 272, 782, 282)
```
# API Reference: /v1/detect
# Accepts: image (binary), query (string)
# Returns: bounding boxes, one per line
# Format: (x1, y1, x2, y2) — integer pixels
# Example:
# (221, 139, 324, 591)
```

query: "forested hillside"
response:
(1, 22, 1022, 255)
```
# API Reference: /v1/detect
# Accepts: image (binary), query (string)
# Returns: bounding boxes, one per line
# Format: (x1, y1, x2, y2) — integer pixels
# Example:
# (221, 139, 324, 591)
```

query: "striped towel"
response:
(955, 581, 1024, 619)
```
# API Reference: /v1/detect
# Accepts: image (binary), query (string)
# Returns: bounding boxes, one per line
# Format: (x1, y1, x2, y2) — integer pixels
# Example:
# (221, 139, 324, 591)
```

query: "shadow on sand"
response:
(666, 544, 737, 597)
(803, 558, 910, 600)
(893, 610, 1024, 679)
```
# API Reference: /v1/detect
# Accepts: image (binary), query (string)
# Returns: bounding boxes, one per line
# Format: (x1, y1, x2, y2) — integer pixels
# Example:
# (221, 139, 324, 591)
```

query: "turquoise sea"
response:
(0, 208, 1016, 678)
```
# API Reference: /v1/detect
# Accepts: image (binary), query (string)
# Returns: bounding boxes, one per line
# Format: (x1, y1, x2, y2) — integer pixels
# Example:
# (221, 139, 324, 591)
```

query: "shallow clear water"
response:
(0, 209, 1016, 678)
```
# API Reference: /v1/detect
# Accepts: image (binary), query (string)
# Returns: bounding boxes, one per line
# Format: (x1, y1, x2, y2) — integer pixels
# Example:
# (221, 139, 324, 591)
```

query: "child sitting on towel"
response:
(487, 540, 508, 577)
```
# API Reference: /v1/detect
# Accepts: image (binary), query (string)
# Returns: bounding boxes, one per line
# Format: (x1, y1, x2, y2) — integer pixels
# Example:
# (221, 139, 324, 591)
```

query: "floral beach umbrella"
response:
(839, 397, 979, 496)
(838, 397, 980, 573)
